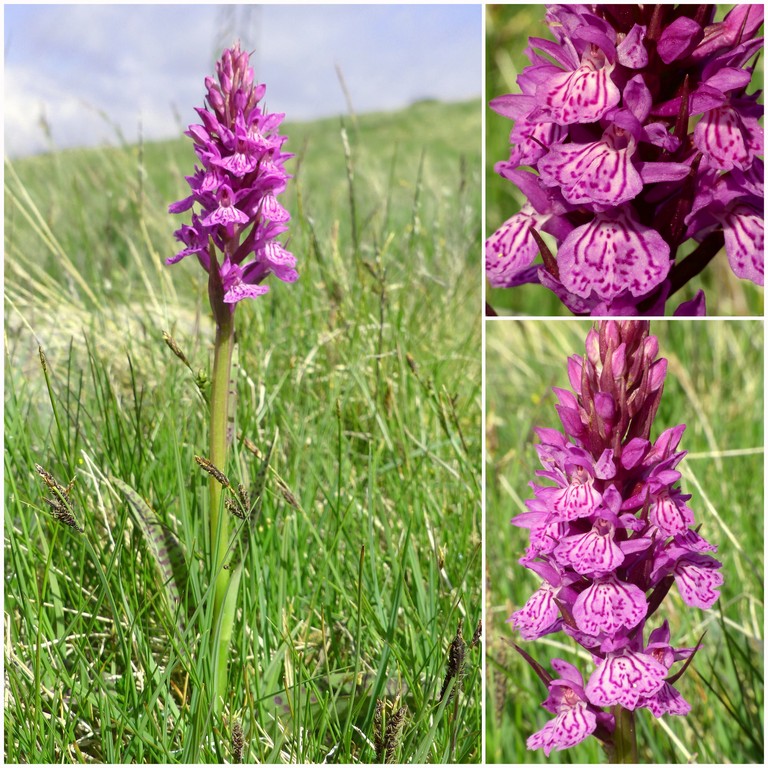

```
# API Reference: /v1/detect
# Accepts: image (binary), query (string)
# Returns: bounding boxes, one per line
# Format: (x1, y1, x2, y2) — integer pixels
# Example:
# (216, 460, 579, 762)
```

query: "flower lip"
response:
(558, 209, 671, 300)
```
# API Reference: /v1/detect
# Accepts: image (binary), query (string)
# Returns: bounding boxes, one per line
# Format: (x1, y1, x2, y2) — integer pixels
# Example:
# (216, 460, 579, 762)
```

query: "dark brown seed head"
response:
(43, 497, 84, 533)
(439, 619, 466, 702)
(373, 699, 385, 762)
(194, 455, 232, 489)
(236, 484, 251, 511)
(277, 479, 300, 510)
(231, 718, 244, 763)
(35, 464, 75, 499)
(225, 498, 247, 520)
(384, 705, 407, 763)
(470, 619, 482, 649)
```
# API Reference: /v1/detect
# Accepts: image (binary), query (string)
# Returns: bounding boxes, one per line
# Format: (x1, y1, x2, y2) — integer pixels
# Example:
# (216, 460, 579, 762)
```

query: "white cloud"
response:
(4, 4, 481, 157)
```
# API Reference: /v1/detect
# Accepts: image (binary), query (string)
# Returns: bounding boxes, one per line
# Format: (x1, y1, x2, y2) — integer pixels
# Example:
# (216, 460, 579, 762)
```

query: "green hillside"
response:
(5, 99, 483, 763)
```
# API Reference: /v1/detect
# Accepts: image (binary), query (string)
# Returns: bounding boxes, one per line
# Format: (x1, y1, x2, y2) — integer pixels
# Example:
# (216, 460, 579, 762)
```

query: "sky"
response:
(4, 4, 482, 157)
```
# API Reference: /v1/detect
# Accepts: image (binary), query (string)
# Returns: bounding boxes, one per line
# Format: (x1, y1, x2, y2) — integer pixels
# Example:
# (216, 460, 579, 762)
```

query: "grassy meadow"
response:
(485, 4, 764, 317)
(4, 98, 482, 762)
(485, 320, 764, 763)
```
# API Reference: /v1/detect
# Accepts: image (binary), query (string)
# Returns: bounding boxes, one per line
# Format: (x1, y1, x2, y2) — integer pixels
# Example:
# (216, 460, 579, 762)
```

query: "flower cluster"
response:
(487, 5, 764, 315)
(510, 321, 722, 755)
(168, 43, 296, 306)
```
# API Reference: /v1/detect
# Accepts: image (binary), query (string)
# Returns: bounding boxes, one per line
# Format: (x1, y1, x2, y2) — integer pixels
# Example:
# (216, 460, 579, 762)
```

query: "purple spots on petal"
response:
(616, 24, 649, 69)
(510, 120, 568, 167)
(723, 203, 764, 285)
(559, 211, 670, 299)
(554, 520, 625, 576)
(650, 491, 695, 537)
(673, 556, 724, 609)
(586, 650, 667, 709)
(572, 575, 647, 636)
(527, 702, 597, 756)
(550, 476, 602, 520)
(538, 137, 642, 207)
(542, 60, 620, 125)
(640, 682, 692, 717)
(510, 583, 561, 639)
(694, 106, 753, 171)
(486, 209, 543, 287)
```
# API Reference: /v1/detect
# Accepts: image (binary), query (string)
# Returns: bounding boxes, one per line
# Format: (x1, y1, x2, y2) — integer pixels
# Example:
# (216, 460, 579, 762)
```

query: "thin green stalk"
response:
(209, 306, 235, 714)
(613, 705, 638, 763)
(342, 544, 365, 754)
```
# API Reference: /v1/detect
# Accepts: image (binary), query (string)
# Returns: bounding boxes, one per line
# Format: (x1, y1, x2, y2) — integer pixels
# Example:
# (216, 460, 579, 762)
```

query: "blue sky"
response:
(4, 4, 482, 157)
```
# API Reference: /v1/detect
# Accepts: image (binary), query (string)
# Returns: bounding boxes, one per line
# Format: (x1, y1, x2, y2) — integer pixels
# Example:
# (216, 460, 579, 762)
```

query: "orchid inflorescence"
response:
(168, 42, 297, 307)
(510, 321, 722, 756)
(487, 5, 764, 315)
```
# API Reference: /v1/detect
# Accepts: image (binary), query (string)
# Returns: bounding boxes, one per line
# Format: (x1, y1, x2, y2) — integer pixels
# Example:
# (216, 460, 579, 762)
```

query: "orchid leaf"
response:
(112, 476, 188, 632)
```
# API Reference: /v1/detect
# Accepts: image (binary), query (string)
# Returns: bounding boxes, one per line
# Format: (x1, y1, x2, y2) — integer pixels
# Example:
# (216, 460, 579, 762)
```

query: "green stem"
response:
(613, 705, 638, 763)
(209, 307, 235, 714)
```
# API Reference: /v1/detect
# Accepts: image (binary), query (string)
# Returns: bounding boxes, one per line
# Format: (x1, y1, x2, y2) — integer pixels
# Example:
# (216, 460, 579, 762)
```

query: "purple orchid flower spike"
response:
(168, 42, 296, 311)
(166, 43, 296, 717)
(510, 321, 722, 759)
(487, 5, 764, 315)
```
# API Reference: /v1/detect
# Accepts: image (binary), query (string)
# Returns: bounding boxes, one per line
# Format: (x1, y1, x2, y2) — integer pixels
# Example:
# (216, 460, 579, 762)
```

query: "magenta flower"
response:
(487, 5, 764, 315)
(526, 659, 607, 756)
(510, 321, 722, 756)
(168, 43, 296, 308)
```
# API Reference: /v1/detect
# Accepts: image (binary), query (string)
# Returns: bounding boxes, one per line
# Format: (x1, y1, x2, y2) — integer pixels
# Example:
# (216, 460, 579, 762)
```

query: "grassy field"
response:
(485, 4, 764, 317)
(4, 98, 482, 763)
(485, 320, 764, 763)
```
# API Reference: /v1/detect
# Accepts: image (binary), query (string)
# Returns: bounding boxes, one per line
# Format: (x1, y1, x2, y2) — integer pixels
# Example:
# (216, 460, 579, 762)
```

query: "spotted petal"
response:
(586, 650, 667, 709)
(538, 137, 642, 207)
(527, 702, 597, 756)
(262, 194, 291, 223)
(639, 682, 692, 717)
(224, 282, 270, 304)
(549, 478, 602, 521)
(540, 59, 620, 125)
(694, 105, 754, 171)
(264, 241, 296, 269)
(554, 521, 625, 576)
(486, 207, 545, 287)
(722, 203, 764, 285)
(509, 119, 568, 168)
(650, 491, 695, 537)
(558, 210, 671, 299)
(510, 583, 560, 640)
(572, 574, 647, 636)
(616, 24, 648, 69)
(673, 555, 724, 609)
